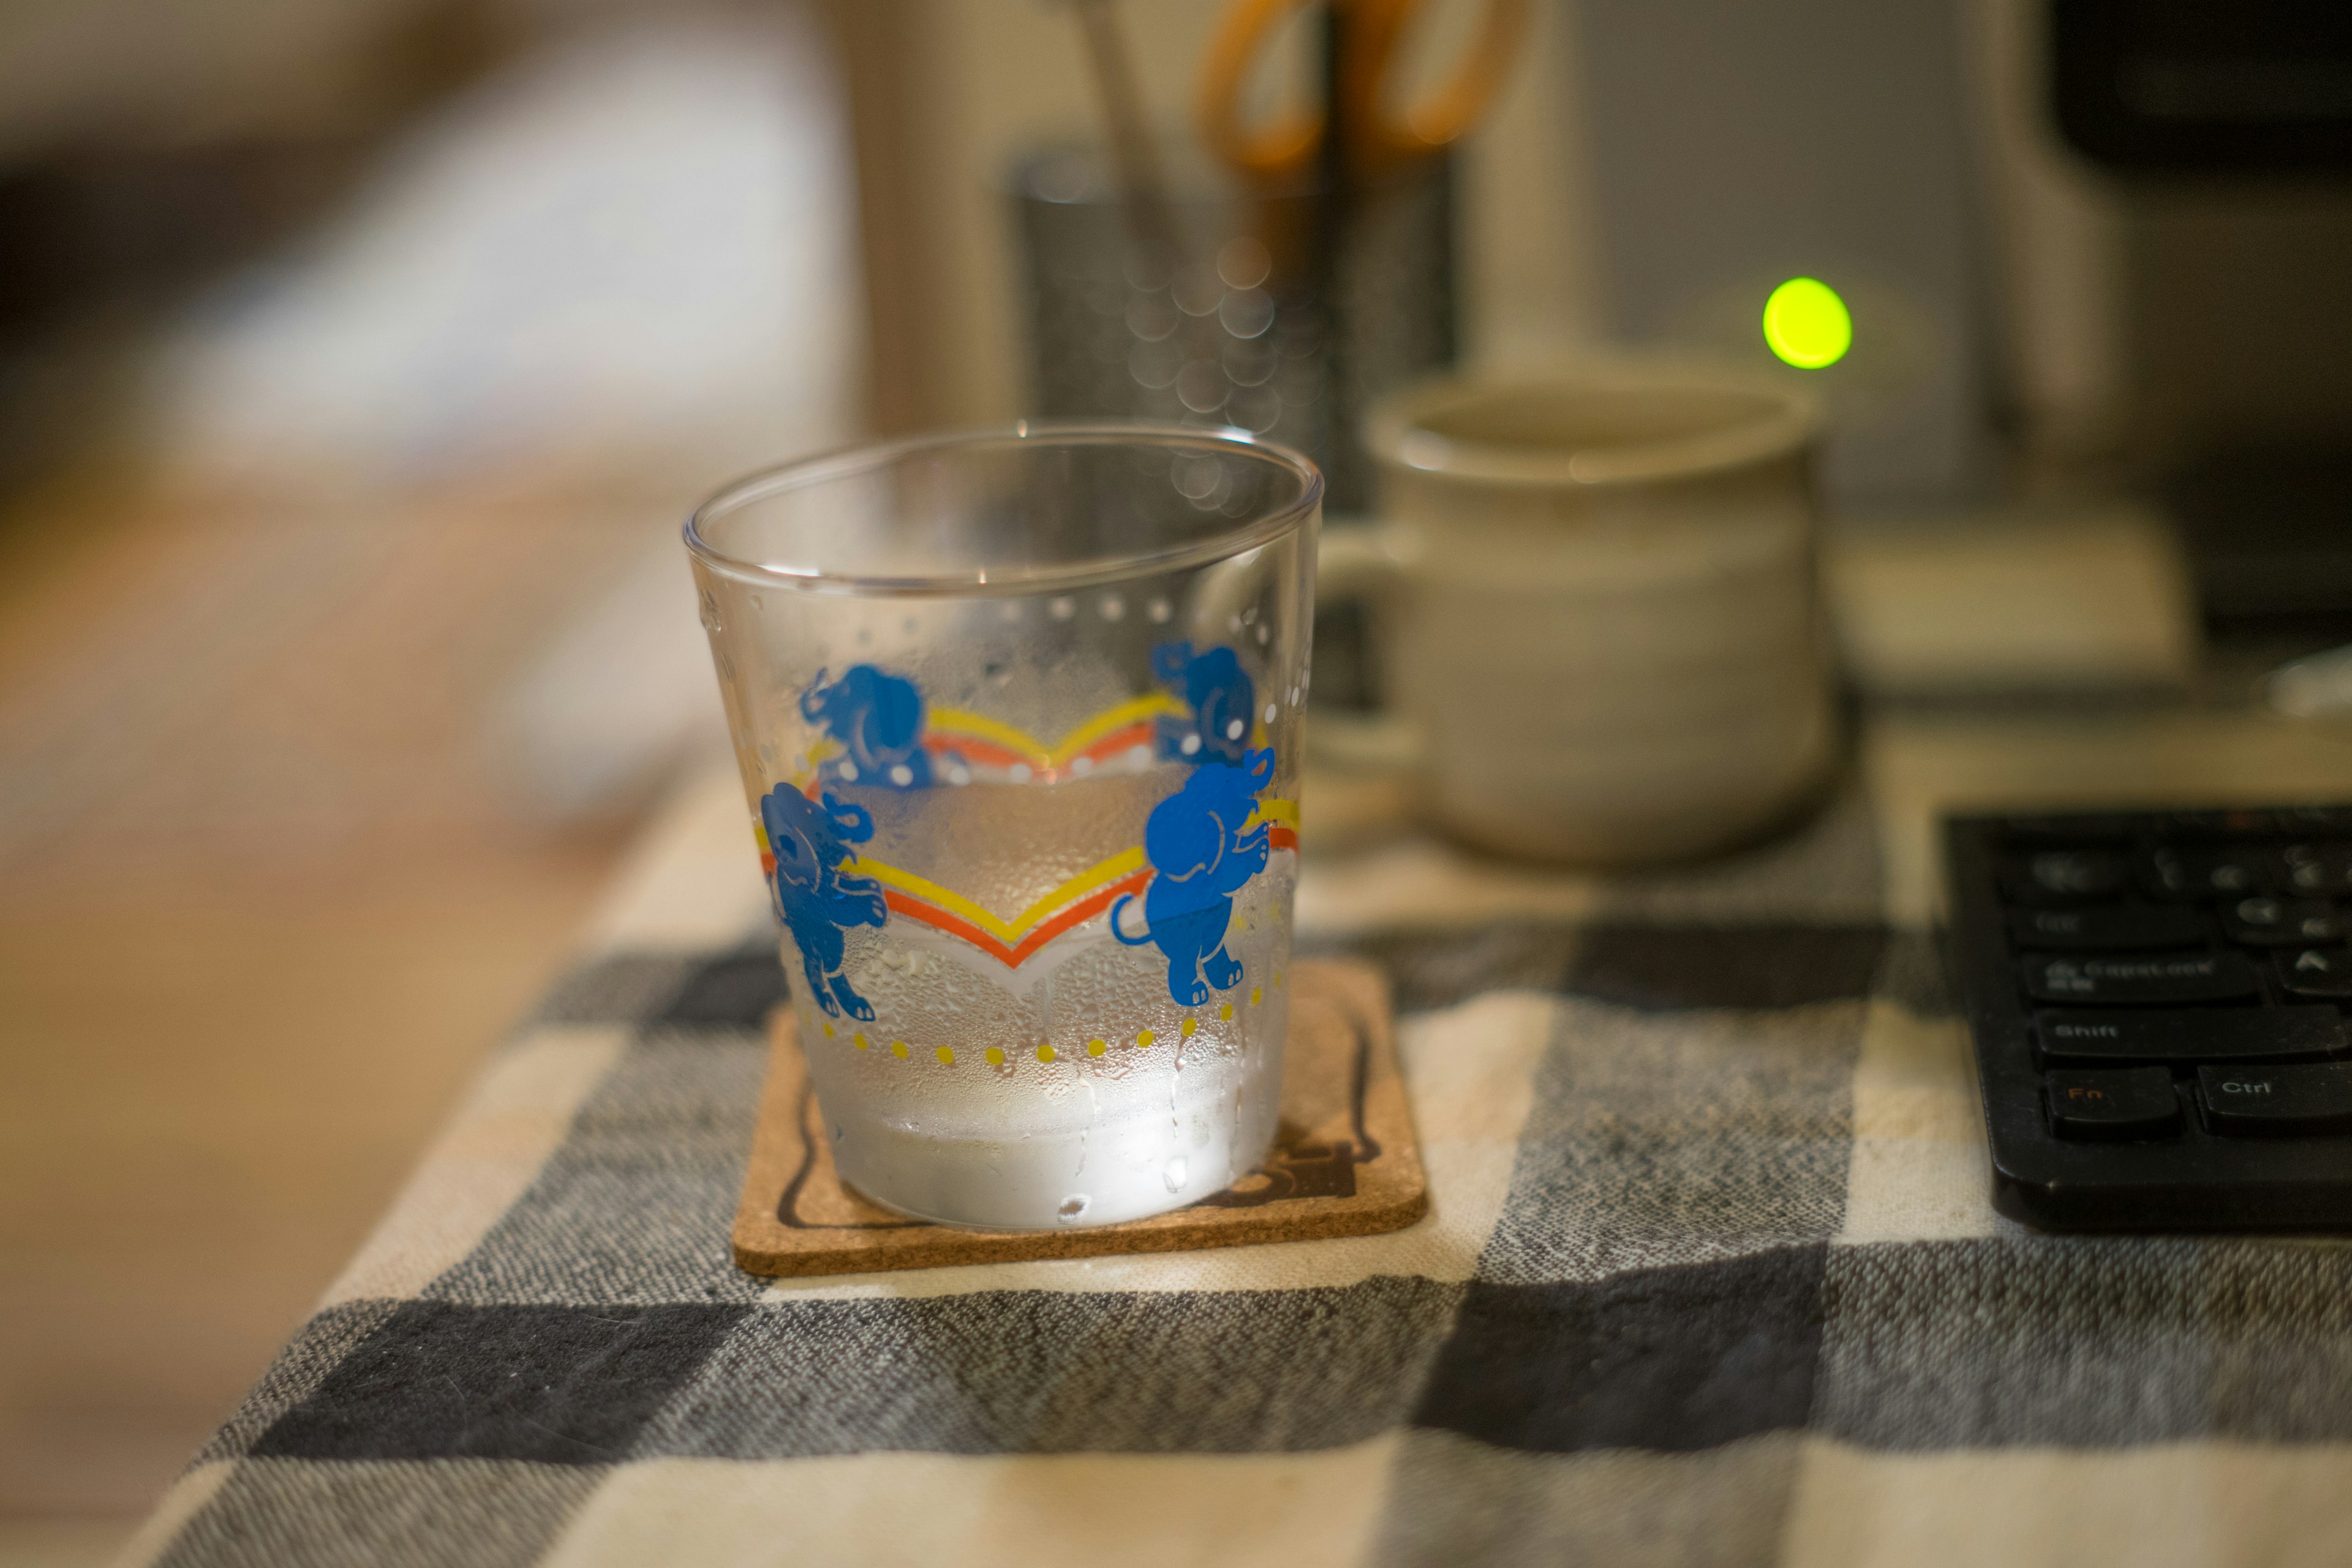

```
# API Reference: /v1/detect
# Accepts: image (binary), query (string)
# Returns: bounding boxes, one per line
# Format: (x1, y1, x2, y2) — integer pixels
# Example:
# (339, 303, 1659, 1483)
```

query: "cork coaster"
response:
(731, 957, 1425, 1276)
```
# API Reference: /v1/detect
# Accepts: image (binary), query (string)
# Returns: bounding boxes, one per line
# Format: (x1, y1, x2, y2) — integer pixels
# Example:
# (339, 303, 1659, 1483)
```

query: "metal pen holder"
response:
(1011, 143, 1456, 516)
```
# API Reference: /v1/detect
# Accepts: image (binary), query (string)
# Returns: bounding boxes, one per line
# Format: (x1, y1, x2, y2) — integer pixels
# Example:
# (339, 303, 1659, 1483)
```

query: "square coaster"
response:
(731, 957, 1427, 1276)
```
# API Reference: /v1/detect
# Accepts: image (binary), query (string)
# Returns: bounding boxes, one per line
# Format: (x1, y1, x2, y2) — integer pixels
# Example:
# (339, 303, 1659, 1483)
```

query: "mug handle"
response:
(1310, 524, 1426, 773)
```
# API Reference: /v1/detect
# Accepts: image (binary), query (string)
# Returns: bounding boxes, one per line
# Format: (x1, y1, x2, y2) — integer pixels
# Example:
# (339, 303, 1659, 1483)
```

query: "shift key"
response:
(2037, 1006, 2348, 1066)
(2022, 951, 2260, 1005)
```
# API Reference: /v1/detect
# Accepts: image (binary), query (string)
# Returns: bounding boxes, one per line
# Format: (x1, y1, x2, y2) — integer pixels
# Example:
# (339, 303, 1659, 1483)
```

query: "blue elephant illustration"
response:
(761, 784, 888, 1020)
(802, 664, 931, 789)
(1112, 748, 1275, 1006)
(1153, 641, 1255, 766)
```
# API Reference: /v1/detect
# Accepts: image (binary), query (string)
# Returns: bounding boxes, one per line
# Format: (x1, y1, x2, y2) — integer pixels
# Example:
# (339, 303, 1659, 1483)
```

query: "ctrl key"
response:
(2046, 1068, 2182, 1141)
(2198, 1063, 2352, 1136)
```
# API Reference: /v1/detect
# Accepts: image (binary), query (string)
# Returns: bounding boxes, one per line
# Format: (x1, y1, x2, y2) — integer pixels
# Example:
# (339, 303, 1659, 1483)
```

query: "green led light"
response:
(1762, 277, 1852, 369)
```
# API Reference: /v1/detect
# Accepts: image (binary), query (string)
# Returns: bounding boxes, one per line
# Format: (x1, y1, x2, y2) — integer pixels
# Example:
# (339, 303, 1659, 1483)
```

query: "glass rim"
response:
(683, 420, 1324, 599)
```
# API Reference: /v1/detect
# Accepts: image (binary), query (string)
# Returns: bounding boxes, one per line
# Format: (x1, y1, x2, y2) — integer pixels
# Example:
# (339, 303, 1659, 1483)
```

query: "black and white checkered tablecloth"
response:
(118, 732, 2352, 1567)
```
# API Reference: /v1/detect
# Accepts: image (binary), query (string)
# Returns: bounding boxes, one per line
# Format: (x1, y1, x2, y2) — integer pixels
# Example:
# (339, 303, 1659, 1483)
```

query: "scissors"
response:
(1197, 0, 1529, 186)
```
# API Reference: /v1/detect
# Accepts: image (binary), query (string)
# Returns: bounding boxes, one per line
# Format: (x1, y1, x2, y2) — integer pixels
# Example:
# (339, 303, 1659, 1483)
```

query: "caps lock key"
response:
(2022, 951, 2260, 1005)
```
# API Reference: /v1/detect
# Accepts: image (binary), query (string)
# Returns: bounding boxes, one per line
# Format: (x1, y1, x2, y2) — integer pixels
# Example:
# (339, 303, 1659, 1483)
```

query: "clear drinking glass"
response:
(685, 424, 1321, 1229)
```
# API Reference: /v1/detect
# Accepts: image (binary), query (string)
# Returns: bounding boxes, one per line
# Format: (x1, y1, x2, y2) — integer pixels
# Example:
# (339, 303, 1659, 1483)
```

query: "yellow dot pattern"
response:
(823, 960, 1287, 1073)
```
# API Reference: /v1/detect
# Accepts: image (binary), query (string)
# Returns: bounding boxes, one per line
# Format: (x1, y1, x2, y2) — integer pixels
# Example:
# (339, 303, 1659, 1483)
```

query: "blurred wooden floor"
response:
(0, 461, 680, 1534)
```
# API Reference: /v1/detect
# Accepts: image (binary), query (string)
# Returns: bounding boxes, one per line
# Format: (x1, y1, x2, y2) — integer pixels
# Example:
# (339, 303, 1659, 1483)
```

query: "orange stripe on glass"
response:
(882, 869, 1153, 967)
(923, 693, 1188, 773)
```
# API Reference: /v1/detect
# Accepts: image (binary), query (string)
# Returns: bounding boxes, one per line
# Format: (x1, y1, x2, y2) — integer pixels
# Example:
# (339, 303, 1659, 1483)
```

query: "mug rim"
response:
(1363, 362, 1820, 489)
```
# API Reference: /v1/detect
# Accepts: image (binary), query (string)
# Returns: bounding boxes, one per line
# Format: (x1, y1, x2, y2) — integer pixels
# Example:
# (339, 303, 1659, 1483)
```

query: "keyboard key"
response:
(2280, 844, 2352, 895)
(2000, 851, 2128, 905)
(2046, 1068, 2181, 1140)
(2036, 1006, 2349, 1068)
(2221, 897, 2346, 947)
(2022, 951, 2260, 1005)
(2007, 904, 2205, 951)
(2155, 808, 2283, 837)
(2199, 1063, 2352, 1136)
(2002, 814, 2139, 844)
(2138, 849, 2271, 900)
(2277, 948, 2352, 1000)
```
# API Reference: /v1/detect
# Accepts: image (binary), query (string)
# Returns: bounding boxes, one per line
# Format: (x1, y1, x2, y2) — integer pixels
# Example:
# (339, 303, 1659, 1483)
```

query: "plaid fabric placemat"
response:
(119, 721, 2352, 1567)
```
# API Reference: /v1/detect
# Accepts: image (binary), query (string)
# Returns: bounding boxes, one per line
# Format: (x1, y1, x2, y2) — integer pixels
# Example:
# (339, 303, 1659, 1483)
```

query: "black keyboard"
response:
(1942, 806, 2352, 1231)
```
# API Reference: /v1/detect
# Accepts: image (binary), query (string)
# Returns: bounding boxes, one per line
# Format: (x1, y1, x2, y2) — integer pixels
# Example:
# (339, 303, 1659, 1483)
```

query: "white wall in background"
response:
(1970, 0, 2129, 470)
(149, 6, 861, 488)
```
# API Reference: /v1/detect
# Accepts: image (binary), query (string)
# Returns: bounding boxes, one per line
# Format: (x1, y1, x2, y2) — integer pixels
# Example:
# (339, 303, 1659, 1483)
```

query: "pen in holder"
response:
(1011, 143, 1456, 517)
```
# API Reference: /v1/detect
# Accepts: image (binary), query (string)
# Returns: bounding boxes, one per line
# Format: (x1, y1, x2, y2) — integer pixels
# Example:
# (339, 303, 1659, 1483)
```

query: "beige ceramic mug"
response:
(1314, 364, 1840, 865)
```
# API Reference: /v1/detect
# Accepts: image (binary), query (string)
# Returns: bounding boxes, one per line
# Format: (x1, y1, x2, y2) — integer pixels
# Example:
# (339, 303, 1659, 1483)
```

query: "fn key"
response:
(2047, 1068, 2182, 1140)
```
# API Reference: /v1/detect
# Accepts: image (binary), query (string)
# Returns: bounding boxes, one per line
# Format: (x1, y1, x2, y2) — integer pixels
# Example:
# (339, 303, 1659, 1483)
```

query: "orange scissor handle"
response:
(1341, 0, 1529, 177)
(1196, 0, 1531, 185)
(1197, 0, 1328, 183)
